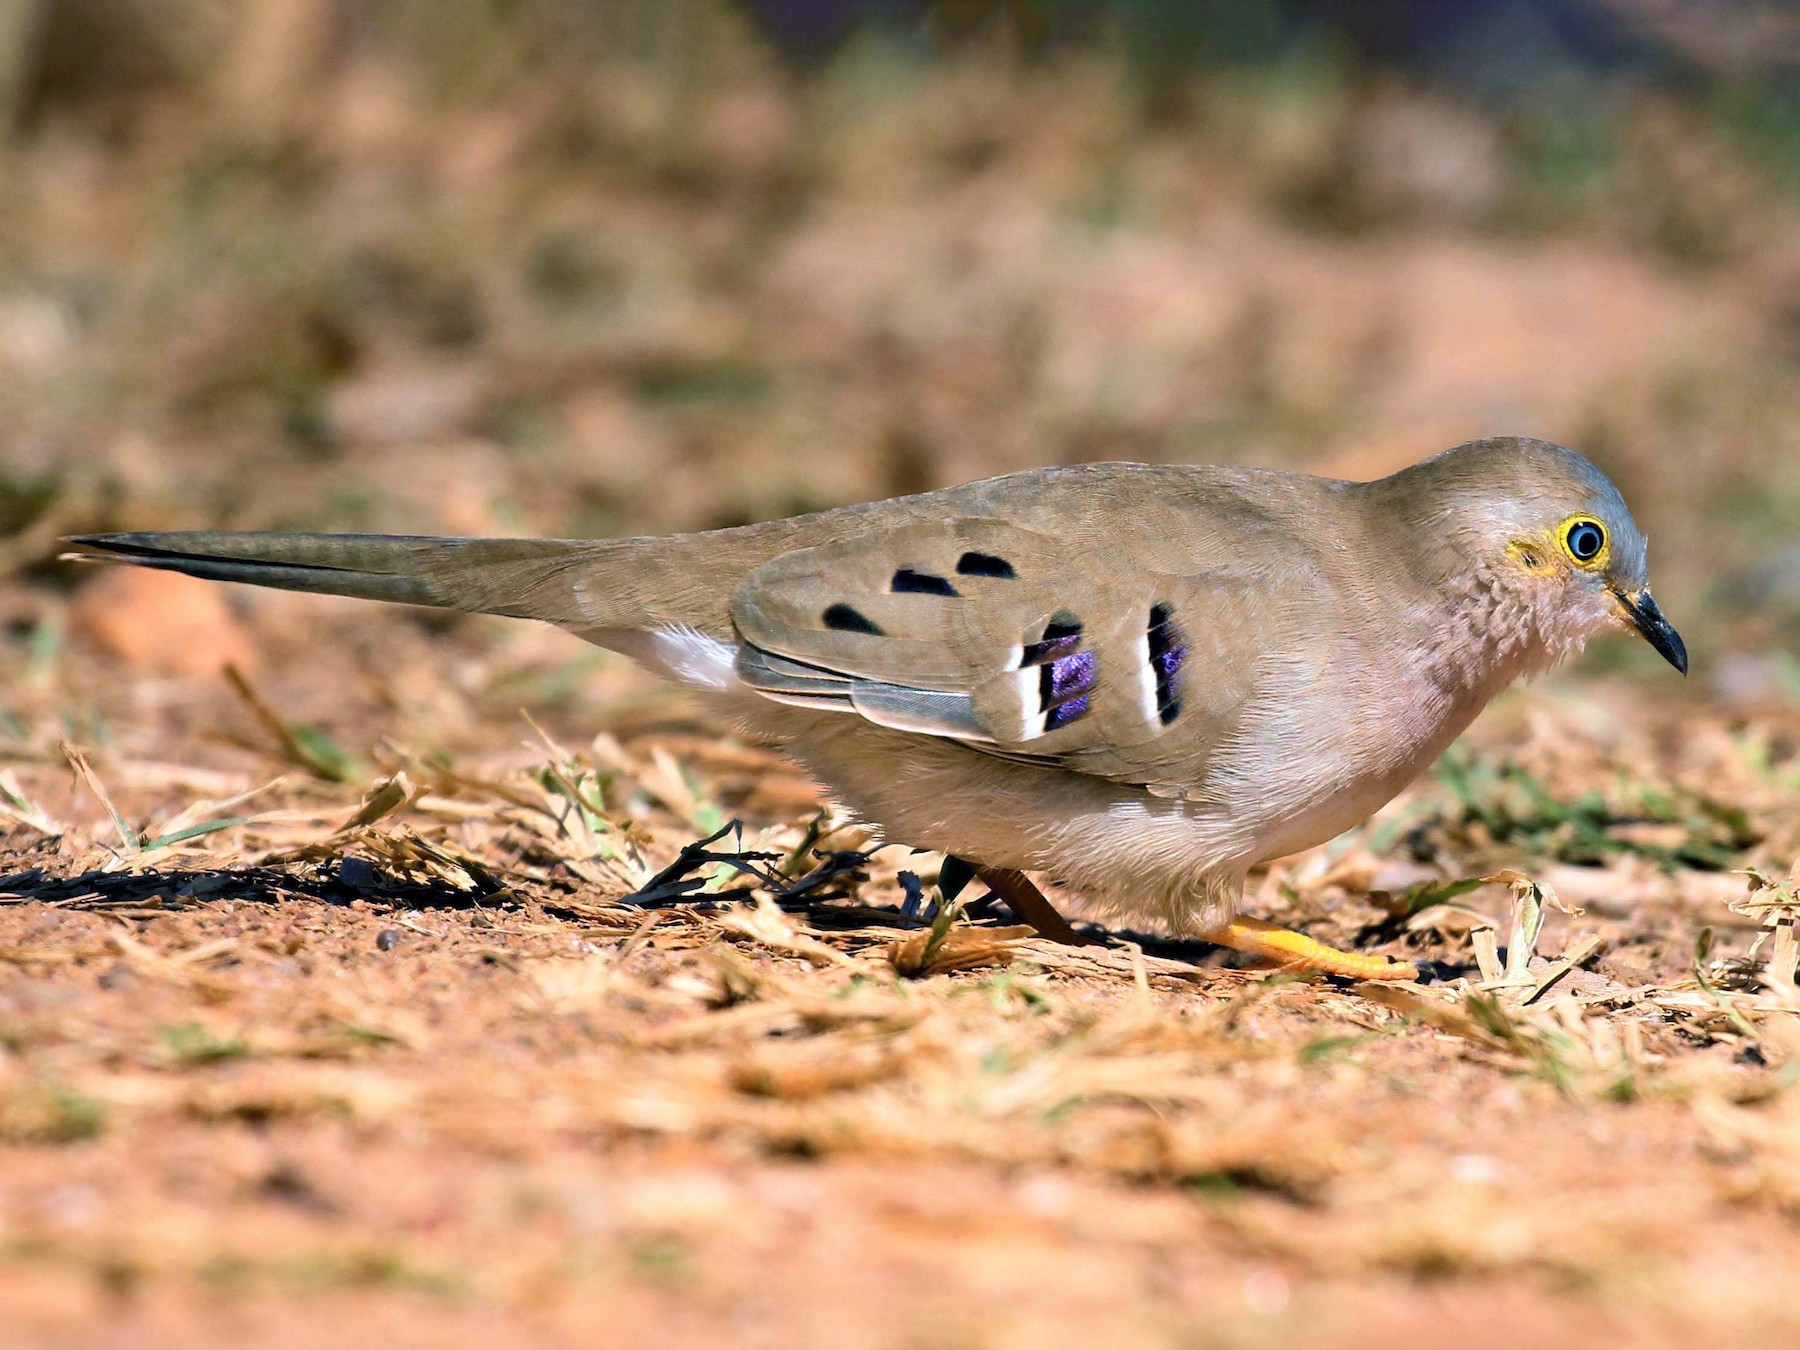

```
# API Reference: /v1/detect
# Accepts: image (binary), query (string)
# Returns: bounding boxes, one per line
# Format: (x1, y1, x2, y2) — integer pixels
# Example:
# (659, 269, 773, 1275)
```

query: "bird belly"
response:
(740, 703, 1245, 933)
(703, 659, 1493, 936)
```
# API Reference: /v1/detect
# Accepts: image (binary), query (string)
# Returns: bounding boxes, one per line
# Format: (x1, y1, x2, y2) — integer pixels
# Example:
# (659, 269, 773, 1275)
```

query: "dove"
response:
(70, 436, 1686, 980)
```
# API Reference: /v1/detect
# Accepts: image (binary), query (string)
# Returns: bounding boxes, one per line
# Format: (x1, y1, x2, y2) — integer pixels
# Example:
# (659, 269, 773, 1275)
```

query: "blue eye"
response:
(1566, 520, 1605, 563)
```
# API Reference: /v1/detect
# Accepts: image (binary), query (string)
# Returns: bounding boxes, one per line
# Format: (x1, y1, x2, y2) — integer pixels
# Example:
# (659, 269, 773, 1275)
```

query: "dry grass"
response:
(4, 641, 1800, 1345)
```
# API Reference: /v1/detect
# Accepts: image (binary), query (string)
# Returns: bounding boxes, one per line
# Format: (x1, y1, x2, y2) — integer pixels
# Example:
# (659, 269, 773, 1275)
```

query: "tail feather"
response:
(64, 516, 851, 639)
(67, 531, 611, 622)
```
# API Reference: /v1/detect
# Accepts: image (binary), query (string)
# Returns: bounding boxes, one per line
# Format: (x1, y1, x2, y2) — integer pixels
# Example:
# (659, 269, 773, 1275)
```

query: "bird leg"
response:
(970, 865, 1099, 947)
(1203, 915, 1417, 981)
(946, 860, 1411, 974)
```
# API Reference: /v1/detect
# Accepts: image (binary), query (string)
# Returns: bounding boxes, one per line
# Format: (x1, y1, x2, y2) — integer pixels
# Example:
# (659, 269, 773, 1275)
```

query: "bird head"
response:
(1382, 437, 1687, 675)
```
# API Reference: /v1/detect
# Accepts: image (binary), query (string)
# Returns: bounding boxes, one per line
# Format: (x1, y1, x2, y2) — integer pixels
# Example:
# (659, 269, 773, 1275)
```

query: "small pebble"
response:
(375, 929, 401, 952)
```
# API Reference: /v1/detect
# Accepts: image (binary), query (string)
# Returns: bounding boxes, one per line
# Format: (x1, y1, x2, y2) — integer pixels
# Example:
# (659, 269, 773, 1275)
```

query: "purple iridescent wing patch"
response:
(1041, 648, 1096, 730)
(1146, 602, 1186, 725)
(1025, 614, 1095, 731)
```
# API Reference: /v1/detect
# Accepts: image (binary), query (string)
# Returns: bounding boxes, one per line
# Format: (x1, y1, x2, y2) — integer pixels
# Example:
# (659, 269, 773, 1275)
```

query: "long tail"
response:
(67, 531, 618, 620)
(66, 519, 835, 637)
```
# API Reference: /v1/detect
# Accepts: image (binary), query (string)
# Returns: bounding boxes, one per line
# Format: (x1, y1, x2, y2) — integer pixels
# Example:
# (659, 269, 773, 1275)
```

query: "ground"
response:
(3, 600, 1800, 1349)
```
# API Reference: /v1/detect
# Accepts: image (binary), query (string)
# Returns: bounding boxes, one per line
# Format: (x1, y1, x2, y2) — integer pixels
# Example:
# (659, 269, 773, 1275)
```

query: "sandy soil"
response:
(2, 602, 1800, 1348)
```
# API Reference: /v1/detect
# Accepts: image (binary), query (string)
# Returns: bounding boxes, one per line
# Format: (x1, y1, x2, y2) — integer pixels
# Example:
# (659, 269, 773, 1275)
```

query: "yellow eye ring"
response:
(1560, 516, 1609, 569)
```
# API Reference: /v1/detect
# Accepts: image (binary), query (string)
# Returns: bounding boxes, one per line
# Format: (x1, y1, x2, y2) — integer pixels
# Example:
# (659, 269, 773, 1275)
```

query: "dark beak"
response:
(1614, 588, 1688, 675)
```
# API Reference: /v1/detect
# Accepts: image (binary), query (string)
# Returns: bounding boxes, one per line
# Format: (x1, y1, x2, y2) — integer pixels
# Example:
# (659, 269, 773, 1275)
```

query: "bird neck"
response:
(1429, 556, 1591, 696)
(1354, 480, 1592, 698)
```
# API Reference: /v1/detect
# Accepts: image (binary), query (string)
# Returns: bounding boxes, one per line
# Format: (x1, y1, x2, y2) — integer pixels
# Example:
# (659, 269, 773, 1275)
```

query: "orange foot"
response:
(1204, 915, 1418, 981)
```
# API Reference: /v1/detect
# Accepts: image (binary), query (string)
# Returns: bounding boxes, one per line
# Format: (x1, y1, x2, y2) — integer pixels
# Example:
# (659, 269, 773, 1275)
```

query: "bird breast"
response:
(1196, 562, 1578, 867)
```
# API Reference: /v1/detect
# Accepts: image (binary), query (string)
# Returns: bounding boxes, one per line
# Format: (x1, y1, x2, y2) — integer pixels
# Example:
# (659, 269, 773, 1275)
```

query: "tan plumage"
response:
(69, 436, 1687, 978)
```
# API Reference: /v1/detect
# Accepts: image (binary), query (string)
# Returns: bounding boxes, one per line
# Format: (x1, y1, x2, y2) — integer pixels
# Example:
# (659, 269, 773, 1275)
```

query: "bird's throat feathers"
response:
(1431, 554, 1603, 694)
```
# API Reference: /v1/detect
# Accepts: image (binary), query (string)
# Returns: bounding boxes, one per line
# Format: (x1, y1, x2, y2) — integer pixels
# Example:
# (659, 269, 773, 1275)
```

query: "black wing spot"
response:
(822, 603, 883, 635)
(1021, 611, 1083, 666)
(1147, 601, 1187, 726)
(891, 567, 958, 596)
(956, 551, 1015, 579)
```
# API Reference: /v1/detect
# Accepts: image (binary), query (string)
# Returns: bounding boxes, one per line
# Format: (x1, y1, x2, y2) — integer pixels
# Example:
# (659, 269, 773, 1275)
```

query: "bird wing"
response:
(730, 514, 1294, 796)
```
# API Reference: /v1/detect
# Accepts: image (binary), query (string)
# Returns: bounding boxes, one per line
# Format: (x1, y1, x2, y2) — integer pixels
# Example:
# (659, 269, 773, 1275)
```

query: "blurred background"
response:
(5, 0, 1800, 708)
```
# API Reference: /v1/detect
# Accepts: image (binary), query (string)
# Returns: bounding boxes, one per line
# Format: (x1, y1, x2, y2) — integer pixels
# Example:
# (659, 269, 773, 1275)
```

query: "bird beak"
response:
(1611, 587, 1688, 675)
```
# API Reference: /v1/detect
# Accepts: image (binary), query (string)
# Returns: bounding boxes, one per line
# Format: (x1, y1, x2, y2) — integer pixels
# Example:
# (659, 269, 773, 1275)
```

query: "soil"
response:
(3, 611, 1800, 1348)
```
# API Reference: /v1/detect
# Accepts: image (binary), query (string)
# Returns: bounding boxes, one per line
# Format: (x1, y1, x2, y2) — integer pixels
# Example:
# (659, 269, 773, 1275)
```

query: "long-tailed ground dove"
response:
(71, 437, 1688, 980)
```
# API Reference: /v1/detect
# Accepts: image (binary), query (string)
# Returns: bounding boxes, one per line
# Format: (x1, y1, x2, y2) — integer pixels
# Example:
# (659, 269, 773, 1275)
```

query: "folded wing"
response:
(731, 516, 1277, 796)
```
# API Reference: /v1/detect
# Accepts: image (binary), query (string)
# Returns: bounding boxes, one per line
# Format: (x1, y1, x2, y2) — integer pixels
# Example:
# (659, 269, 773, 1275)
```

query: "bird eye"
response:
(1563, 518, 1606, 565)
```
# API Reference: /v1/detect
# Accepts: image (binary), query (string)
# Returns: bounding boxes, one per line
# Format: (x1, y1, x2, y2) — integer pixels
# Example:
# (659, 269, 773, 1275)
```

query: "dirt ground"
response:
(9, 11, 1800, 1346)
(0, 600, 1798, 1349)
